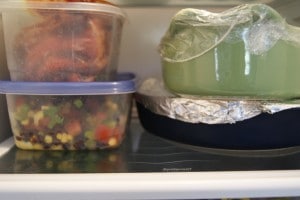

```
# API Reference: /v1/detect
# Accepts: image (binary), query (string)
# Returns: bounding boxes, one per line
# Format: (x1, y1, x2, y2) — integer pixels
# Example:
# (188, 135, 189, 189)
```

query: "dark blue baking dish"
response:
(136, 101, 300, 150)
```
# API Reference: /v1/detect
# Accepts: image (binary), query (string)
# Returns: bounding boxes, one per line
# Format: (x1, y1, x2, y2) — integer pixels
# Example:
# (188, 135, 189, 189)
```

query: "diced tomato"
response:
(95, 125, 113, 143)
(95, 124, 124, 145)
(64, 120, 82, 136)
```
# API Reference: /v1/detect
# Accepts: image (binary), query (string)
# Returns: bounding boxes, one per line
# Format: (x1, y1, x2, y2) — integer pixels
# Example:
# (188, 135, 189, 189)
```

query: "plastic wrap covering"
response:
(159, 4, 300, 63)
(136, 78, 300, 124)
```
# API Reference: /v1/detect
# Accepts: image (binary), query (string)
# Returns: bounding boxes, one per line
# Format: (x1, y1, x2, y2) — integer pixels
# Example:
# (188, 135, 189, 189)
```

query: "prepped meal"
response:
(14, 9, 118, 81)
(7, 94, 131, 150)
(159, 4, 300, 100)
(1, 0, 125, 81)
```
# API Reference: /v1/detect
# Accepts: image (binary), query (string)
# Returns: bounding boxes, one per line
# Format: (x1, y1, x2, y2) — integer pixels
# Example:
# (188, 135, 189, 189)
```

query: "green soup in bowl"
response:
(159, 4, 300, 100)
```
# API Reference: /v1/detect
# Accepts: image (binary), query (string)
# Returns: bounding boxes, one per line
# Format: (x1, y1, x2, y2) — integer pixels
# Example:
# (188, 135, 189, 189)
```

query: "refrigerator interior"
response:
(1, 0, 300, 199)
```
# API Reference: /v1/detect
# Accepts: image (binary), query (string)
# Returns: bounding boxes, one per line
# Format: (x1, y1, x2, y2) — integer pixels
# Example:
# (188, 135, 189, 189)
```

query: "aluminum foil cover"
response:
(136, 78, 300, 124)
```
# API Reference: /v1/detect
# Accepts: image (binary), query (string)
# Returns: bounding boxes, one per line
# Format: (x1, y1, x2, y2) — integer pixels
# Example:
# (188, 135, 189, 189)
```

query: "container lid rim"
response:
(0, 1, 126, 19)
(0, 72, 136, 95)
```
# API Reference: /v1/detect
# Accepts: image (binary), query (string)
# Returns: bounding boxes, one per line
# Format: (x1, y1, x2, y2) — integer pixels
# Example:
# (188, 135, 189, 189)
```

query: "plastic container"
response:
(0, 73, 136, 150)
(0, 1, 125, 82)
(159, 4, 300, 100)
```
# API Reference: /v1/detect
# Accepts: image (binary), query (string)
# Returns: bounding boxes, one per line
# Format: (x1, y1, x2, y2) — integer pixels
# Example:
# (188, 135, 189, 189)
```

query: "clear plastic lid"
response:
(0, 1, 126, 19)
(0, 73, 136, 95)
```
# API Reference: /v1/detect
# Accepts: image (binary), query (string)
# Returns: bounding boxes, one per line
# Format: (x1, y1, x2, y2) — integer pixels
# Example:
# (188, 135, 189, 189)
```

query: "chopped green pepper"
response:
(43, 106, 64, 129)
(15, 104, 30, 121)
(73, 99, 83, 109)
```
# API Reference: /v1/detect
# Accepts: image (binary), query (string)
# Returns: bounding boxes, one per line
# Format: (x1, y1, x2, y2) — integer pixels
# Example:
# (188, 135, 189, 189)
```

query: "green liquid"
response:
(163, 39, 300, 100)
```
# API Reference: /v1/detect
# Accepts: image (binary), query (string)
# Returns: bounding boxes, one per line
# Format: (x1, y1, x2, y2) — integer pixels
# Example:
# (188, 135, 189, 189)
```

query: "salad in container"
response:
(0, 73, 136, 150)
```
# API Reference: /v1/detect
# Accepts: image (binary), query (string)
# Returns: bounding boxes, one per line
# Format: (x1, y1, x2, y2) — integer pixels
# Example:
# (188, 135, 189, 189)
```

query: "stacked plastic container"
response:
(0, 1, 136, 150)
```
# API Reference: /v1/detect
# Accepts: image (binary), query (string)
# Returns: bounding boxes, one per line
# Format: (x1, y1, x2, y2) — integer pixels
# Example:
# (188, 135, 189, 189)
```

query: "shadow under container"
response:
(159, 4, 300, 100)
(0, 73, 136, 150)
(0, 1, 125, 82)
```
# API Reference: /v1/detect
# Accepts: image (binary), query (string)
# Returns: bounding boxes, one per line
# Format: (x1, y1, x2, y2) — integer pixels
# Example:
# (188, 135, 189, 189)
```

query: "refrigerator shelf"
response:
(0, 119, 300, 199)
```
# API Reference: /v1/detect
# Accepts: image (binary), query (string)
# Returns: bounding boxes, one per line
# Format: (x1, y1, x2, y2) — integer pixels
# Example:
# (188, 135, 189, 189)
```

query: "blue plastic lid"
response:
(0, 73, 136, 95)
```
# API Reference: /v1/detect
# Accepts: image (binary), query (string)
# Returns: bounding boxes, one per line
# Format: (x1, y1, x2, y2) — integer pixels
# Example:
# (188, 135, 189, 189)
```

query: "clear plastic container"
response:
(159, 4, 300, 100)
(0, 73, 136, 150)
(0, 1, 125, 82)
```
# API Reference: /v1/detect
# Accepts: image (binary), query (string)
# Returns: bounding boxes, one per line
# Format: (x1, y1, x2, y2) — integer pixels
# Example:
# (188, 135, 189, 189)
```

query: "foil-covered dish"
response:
(136, 78, 300, 124)
(135, 78, 300, 150)
(135, 4, 300, 150)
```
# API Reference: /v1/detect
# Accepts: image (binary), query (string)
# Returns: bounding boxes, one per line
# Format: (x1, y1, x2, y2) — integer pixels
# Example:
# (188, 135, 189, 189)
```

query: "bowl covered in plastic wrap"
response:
(159, 4, 300, 100)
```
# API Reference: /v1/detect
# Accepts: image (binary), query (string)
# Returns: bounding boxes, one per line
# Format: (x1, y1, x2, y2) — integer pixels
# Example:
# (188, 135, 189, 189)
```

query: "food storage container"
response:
(159, 4, 300, 100)
(0, 1, 125, 82)
(0, 73, 136, 150)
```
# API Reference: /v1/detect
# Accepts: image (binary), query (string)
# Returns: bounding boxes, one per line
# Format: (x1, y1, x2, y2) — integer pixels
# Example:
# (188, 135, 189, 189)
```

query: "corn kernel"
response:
(44, 135, 53, 144)
(108, 137, 118, 147)
(56, 133, 62, 140)
(67, 134, 73, 141)
(15, 141, 33, 150)
(106, 101, 118, 111)
(32, 143, 43, 150)
(41, 105, 49, 110)
(21, 119, 30, 125)
(28, 111, 35, 118)
(33, 111, 44, 126)
(61, 133, 69, 143)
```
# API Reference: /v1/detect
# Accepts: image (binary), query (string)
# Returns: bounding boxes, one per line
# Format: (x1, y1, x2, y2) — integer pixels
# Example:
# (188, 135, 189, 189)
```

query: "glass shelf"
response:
(2, 119, 300, 174)
(0, 119, 300, 200)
